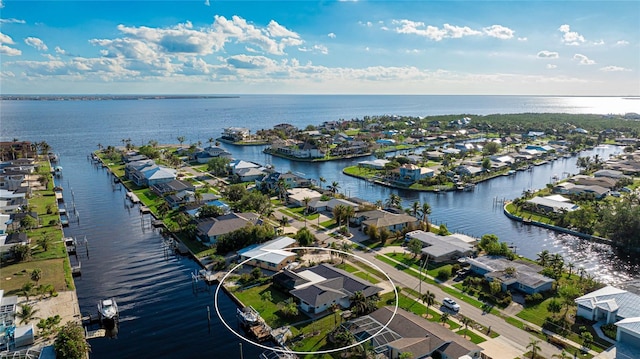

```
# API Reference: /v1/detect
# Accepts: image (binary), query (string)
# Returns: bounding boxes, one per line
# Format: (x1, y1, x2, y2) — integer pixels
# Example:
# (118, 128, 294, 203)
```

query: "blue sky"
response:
(0, 1, 638, 95)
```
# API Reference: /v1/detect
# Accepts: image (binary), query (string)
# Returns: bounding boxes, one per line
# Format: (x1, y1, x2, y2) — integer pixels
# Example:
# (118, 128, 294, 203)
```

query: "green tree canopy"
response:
(55, 322, 91, 359)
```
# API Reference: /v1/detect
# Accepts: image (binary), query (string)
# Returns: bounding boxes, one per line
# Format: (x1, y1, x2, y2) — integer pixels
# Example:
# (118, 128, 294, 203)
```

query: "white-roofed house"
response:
(237, 236, 297, 271)
(404, 230, 474, 263)
(286, 188, 322, 207)
(525, 196, 579, 214)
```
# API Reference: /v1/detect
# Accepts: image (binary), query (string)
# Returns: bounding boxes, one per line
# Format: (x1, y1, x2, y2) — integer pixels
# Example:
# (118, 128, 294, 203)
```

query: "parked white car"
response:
(442, 297, 460, 311)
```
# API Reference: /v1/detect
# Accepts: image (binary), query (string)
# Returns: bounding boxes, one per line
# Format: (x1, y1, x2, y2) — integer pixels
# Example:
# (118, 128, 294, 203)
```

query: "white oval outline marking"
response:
(214, 246, 398, 355)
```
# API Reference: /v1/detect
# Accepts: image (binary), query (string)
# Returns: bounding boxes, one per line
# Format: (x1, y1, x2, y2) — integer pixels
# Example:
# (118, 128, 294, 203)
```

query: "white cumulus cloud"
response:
(25, 37, 48, 51)
(573, 53, 595, 65)
(267, 20, 299, 38)
(0, 32, 15, 44)
(483, 25, 514, 39)
(600, 66, 630, 72)
(537, 50, 559, 59)
(55, 46, 66, 55)
(546, 64, 557, 69)
(518, 37, 528, 41)
(0, 18, 26, 24)
(328, 33, 336, 39)
(615, 40, 629, 46)
(559, 24, 585, 46)
(0, 33, 21, 56)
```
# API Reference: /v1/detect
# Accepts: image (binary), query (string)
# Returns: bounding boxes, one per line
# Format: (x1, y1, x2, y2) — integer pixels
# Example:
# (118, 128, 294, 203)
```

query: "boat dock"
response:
(126, 191, 140, 204)
(237, 306, 273, 342)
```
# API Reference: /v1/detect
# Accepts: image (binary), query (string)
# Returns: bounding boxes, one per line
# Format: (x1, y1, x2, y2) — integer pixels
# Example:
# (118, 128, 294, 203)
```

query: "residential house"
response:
(331, 141, 370, 156)
(228, 160, 261, 175)
(122, 152, 149, 163)
(1, 232, 29, 248)
(6, 212, 38, 232)
(553, 182, 610, 199)
(397, 164, 434, 183)
(257, 171, 312, 192)
(569, 175, 617, 189)
(575, 286, 640, 353)
(333, 132, 354, 143)
(193, 146, 233, 164)
(593, 169, 629, 180)
(522, 131, 545, 140)
(134, 165, 177, 187)
(0, 189, 27, 214)
(150, 179, 196, 197)
(525, 144, 554, 153)
(376, 139, 396, 146)
(234, 167, 267, 182)
(275, 141, 325, 159)
(455, 165, 483, 177)
(278, 263, 382, 314)
(404, 230, 474, 263)
(309, 198, 359, 213)
(0, 171, 25, 191)
(467, 255, 554, 294)
(358, 159, 390, 170)
(221, 127, 250, 142)
(0, 290, 18, 326)
(237, 236, 297, 271)
(184, 198, 230, 218)
(195, 212, 261, 245)
(525, 195, 579, 214)
(359, 210, 419, 233)
(344, 306, 483, 359)
(286, 188, 322, 207)
(0, 213, 9, 234)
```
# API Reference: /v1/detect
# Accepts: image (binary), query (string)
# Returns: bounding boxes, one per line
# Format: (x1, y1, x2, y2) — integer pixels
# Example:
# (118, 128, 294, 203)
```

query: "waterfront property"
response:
(237, 236, 297, 271)
(525, 195, 579, 214)
(575, 286, 640, 355)
(344, 306, 483, 359)
(285, 188, 322, 207)
(404, 230, 475, 263)
(357, 209, 419, 233)
(192, 146, 233, 164)
(467, 255, 554, 294)
(275, 263, 382, 314)
(125, 159, 177, 187)
(195, 212, 261, 245)
(221, 127, 250, 142)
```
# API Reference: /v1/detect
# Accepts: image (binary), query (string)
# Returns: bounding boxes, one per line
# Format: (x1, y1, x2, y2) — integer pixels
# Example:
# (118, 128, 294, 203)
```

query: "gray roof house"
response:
(575, 286, 640, 354)
(345, 306, 482, 359)
(195, 212, 261, 245)
(359, 210, 419, 233)
(284, 264, 382, 314)
(404, 230, 474, 263)
(467, 256, 554, 294)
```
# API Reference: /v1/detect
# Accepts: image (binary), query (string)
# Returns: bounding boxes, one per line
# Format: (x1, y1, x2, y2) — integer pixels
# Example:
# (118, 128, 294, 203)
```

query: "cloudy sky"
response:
(0, 1, 638, 95)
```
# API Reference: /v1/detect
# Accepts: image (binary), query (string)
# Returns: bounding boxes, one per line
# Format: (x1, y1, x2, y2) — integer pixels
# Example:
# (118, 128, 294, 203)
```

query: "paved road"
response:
(274, 204, 596, 358)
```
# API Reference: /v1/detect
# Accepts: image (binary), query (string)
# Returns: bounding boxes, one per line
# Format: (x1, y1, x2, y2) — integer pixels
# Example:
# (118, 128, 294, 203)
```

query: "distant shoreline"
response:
(0, 95, 240, 101)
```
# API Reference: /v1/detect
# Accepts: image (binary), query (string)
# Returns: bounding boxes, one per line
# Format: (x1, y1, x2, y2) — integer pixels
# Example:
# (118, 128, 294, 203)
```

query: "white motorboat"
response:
(98, 298, 118, 320)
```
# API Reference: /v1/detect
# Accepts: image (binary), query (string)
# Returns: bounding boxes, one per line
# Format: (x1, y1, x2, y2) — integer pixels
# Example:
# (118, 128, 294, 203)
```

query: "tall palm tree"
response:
(420, 202, 431, 230)
(567, 262, 575, 277)
(15, 303, 39, 324)
(411, 201, 420, 217)
(537, 250, 550, 267)
(343, 205, 355, 233)
(21, 282, 34, 302)
(440, 312, 449, 326)
(333, 205, 346, 227)
(329, 181, 340, 194)
(527, 338, 541, 359)
(386, 193, 401, 209)
(420, 291, 435, 318)
(552, 351, 570, 359)
(319, 176, 326, 190)
(461, 316, 473, 338)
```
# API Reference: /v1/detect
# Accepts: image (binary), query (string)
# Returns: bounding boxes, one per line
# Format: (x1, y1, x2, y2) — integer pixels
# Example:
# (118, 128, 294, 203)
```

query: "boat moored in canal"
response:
(98, 298, 119, 321)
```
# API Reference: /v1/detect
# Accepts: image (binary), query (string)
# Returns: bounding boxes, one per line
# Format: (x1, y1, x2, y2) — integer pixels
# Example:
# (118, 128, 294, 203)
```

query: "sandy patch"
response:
(17, 291, 81, 345)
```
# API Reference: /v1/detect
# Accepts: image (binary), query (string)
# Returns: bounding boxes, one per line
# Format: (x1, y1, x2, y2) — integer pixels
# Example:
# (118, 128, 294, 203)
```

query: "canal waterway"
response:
(2, 95, 639, 357)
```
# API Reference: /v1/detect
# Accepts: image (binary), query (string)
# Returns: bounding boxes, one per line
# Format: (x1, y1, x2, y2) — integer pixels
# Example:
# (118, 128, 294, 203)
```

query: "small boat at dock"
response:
(98, 298, 119, 320)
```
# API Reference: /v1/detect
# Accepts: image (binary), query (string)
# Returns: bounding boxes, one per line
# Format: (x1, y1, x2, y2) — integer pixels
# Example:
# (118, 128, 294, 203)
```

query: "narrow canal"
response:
(60, 157, 262, 358)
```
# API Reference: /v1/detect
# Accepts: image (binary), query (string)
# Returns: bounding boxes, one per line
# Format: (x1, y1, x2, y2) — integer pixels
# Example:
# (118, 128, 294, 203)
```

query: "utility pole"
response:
(419, 254, 429, 294)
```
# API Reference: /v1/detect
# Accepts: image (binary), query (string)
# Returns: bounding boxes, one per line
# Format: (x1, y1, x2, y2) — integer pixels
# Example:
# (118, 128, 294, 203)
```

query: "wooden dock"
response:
(126, 191, 140, 204)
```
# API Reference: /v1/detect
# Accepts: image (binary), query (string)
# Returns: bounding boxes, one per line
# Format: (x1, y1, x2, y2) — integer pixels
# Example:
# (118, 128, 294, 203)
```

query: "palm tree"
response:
(177, 136, 186, 147)
(319, 176, 326, 190)
(21, 282, 34, 302)
(461, 316, 473, 339)
(420, 202, 431, 230)
(338, 242, 351, 264)
(15, 303, 39, 324)
(329, 181, 340, 194)
(302, 196, 311, 216)
(349, 291, 368, 315)
(440, 312, 449, 326)
(37, 232, 52, 252)
(552, 351, 570, 359)
(537, 250, 550, 267)
(567, 262, 575, 277)
(420, 291, 435, 318)
(333, 205, 346, 227)
(343, 205, 355, 233)
(31, 268, 42, 286)
(527, 338, 541, 359)
(279, 216, 288, 232)
(411, 201, 420, 217)
(386, 193, 402, 209)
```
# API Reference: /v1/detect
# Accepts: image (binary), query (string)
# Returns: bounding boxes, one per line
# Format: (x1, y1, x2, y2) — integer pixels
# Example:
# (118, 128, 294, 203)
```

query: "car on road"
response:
(442, 297, 460, 312)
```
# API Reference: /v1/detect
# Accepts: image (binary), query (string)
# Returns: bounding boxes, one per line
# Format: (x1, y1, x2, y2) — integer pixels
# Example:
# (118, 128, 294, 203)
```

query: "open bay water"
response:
(1, 95, 639, 357)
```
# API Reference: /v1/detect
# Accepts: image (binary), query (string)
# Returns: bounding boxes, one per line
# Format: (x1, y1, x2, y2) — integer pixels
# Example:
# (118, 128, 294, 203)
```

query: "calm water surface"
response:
(2, 95, 639, 357)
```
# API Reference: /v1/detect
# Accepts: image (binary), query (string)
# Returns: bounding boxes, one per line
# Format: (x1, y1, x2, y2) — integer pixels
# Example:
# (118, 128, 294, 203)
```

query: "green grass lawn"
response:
(456, 328, 486, 344)
(0, 258, 71, 295)
(335, 263, 359, 273)
(342, 166, 380, 179)
(231, 283, 308, 328)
